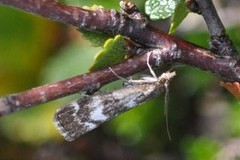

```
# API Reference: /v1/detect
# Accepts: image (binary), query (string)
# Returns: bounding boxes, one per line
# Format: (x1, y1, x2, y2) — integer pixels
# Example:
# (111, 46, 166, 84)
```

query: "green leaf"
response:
(89, 35, 127, 71)
(145, 0, 180, 20)
(81, 30, 112, 47)
(57, 0, 119, 9)
(82, 4, 104, 10)
(169, 0, 189, 34)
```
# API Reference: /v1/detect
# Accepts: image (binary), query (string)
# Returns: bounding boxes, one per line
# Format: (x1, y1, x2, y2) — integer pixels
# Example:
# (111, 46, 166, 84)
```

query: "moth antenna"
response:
(108, 67, 128, 81)
(147, 52, 157, 79)
(164, 81, 171, 141)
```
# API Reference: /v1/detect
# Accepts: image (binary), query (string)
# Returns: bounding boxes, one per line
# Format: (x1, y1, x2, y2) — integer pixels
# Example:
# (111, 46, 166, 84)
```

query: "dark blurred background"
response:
(0, 0, 240, 159)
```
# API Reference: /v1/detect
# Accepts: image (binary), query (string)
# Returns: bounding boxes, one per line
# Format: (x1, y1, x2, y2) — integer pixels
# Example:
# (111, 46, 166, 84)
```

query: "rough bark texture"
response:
(0, 0, 239, 116)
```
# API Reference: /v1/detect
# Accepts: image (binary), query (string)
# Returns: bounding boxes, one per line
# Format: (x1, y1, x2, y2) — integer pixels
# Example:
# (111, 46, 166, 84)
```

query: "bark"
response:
(0, 0, 239, 116)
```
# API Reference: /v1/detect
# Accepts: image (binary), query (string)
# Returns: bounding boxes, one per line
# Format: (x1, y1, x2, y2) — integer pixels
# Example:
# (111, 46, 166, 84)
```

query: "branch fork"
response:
(0, 0, 239, 116)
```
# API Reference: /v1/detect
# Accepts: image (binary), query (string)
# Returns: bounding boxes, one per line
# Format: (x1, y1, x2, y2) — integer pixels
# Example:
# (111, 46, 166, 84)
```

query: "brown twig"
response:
(1, 41, 240, 116)
(0, 0, 240, 116)
(0, 0, 172, 48)
(190, 0, 238, 56)
(0, 51, 153, 116)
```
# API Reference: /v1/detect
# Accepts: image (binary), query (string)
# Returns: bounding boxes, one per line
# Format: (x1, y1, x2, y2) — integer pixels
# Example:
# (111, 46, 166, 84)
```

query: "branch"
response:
(0, 0, 240, 117)
(1, 41, 240, 116)
(192, 0, 238, 56)
(1, 0, 237, 55)
(0, 52, 153, 116)
(0, 0, 174, 48)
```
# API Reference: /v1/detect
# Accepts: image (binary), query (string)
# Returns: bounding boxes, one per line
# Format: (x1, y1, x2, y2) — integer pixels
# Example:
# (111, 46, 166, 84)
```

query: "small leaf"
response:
(89, 35, 127, 71)
(220, 81, 240, 99)
(145, 0, 180, 20)
(169, 0, 189, 34)
(82, 4, 104, 11)
(81, 30, 112, 47)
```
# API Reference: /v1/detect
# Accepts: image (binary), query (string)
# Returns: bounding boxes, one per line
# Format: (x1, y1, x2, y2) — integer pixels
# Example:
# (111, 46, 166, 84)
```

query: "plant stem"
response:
(195, 0, 238, 56)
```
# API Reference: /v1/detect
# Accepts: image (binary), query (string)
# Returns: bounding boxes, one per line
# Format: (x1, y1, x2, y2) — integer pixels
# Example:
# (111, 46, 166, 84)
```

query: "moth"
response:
(53, 52, 176, 141)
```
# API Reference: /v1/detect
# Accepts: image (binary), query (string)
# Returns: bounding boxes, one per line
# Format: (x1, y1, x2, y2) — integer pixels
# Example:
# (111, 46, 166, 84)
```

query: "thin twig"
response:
(0, 0, 240, 117)
(194, 0, 238, 56)
(1, 42, 240, 116)
(0, 0, 237, 55)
